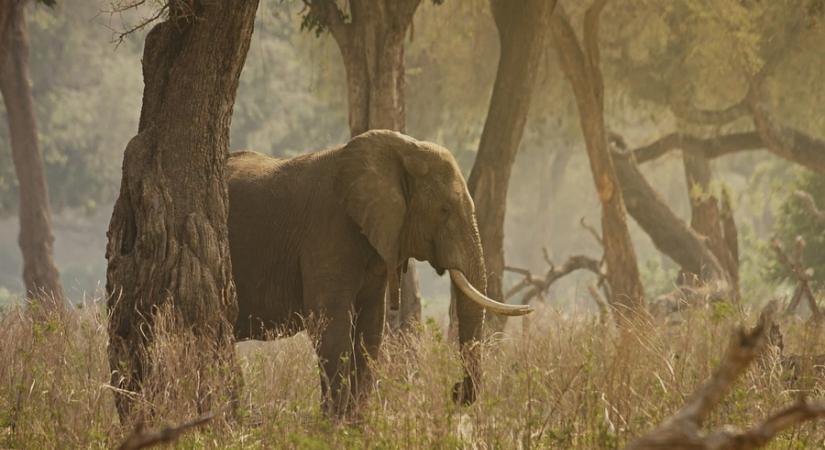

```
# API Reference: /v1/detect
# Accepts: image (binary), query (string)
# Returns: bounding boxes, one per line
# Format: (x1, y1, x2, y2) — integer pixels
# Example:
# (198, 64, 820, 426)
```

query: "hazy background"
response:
(1, 0, 815, 314)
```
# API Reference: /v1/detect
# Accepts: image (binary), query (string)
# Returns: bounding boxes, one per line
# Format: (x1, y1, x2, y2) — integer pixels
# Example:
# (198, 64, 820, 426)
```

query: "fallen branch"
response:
(625, 305, 825, 449)
(116, 411, 218, 450)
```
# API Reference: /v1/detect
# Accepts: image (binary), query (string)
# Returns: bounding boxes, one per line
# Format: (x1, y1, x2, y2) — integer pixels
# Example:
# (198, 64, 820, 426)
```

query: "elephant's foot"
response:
(451, 375, 477, 406)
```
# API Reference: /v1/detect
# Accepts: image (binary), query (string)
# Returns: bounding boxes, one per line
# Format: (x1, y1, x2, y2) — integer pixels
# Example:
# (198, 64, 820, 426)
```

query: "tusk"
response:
(449, 270, 534, 316)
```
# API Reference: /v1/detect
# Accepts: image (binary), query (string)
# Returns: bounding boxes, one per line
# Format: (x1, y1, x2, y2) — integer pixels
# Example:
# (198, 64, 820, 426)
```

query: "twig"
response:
(580, 216, 603, 248)
(116, 411, 218, 450)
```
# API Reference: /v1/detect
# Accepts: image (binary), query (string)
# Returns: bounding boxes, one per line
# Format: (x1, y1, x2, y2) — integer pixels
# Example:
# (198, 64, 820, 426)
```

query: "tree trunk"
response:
(612, 151, 728, 284)
(550, 3, 645, 317)
(105, 0, 258, 419)
(319, 0, 422, 331)
(0, 0, 64, 308)
(682, 151, 739, 299)
(465, 0, 556, 331)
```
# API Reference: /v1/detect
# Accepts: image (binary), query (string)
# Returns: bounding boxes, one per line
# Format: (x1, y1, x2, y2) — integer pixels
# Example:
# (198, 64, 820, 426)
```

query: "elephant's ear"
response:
(334, 131, 417, 264)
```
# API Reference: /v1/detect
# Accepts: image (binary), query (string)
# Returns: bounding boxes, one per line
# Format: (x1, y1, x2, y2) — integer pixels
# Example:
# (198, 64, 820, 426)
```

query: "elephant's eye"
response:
(440, 205, 451, 217)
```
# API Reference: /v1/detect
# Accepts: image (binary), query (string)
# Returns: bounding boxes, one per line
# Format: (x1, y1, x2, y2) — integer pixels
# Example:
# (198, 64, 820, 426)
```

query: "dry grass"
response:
(1, 300, 824, 449)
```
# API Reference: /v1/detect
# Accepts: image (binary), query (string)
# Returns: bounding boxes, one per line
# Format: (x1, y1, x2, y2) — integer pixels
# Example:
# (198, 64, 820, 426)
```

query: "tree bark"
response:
(465, 0, 556, 331)
(550, 2, 645, 316)
(0, 0, 64, 307)
(105, 0, 258, 419)
(309, 0, 422, 331)
(682, 151, 739, 299)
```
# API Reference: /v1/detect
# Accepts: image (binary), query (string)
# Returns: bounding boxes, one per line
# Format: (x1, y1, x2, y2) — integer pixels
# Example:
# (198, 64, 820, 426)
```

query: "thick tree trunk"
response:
(465, 0, 556, 331)
(551, 3, 645, 317)
(612, 151, 728, 284)
(0, 0, 64, 307)
(682, 151, 739, 299)
(321, 0, 422, 331)
(105, 0, 258, 419)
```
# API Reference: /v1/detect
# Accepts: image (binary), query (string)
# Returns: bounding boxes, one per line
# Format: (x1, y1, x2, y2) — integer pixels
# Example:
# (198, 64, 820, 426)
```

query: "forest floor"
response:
(1, 300, 824, 449)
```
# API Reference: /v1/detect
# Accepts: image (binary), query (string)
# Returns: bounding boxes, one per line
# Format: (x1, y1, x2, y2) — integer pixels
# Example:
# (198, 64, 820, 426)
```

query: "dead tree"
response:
(505, 251, 603, 304)
(771, 237, 823, 322)
(503, 219, 609, 320)
(550, 0, 646, 315)
(625, 308, 825, 450)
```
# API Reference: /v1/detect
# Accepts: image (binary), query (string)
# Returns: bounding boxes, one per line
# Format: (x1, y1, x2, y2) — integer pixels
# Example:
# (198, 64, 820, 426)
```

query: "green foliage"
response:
(765, 169, 825, 290)
(0, 1, 145, 217)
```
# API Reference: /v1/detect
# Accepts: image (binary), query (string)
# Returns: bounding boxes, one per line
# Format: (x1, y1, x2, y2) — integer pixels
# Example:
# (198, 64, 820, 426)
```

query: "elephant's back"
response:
(227, 150, 284, 181)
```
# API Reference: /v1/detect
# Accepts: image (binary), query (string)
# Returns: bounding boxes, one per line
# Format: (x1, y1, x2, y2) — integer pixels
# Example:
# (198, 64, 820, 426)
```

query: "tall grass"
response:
(1, 300, 823, 449)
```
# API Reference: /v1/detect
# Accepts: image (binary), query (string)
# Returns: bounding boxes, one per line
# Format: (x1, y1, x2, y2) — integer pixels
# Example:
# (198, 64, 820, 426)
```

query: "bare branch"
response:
(105, 1, 171, 45)
(116, 411, 218, 450)
(771, 238, 822, 322)
(579, 216, 603, 247)
(505, 255, 603, 305)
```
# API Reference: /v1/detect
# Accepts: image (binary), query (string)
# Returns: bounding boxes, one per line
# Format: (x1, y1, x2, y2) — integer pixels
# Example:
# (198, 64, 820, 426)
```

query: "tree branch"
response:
(116, 411, 218, 450)
(624, 307, 825, 450)
(631, 132, 763, 164)
(704, 399, 825, 449)
(505, 254, 602, 305)
(629, 126, 825, 174)
(303, 0, 352, 49)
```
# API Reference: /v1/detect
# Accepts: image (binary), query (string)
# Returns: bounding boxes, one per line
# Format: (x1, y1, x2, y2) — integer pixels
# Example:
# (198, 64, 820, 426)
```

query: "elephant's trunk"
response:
(450, 231, 489, 405)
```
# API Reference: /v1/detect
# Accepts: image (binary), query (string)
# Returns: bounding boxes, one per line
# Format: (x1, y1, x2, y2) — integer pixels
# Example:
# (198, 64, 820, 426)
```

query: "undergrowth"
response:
(0, 300, 823, 449)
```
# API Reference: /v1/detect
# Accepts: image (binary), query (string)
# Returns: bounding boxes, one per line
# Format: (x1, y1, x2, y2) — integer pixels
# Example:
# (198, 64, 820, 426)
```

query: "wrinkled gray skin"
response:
(227, 130, 487, 416)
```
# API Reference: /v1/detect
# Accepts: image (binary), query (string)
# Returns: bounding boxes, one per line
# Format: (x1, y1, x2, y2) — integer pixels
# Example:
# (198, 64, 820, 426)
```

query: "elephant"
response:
(227, 129, 532, 416)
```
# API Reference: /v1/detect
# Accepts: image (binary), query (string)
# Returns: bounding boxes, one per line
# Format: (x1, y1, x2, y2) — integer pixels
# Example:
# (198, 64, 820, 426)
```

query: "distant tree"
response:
(615, 0, 825, 301)
(0, 0, 64, 308)
(300, 0, 435, 330)
(465, 0, 557, 328)
(550, 0, 646, 316)
(105, 0, 258, 419)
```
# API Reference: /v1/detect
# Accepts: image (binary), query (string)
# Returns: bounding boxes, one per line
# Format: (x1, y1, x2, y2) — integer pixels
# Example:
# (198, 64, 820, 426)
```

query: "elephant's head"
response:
(334, 130, 532, 404)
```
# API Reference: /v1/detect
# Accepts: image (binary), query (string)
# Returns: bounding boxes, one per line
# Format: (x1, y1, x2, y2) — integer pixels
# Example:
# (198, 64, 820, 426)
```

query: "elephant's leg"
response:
(352, 272, 387, 406)
(303, 273, 362, 416)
